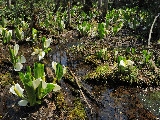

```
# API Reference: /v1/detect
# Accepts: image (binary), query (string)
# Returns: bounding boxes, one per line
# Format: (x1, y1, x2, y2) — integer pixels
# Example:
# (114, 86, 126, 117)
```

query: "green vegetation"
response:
(0, 0, 160, 119)
(85, 47, 160, 86)
(10, 62, 65, 106)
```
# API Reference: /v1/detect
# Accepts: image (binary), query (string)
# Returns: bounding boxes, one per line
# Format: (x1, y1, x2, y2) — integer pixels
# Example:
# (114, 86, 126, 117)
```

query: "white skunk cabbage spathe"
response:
(14, 44, 19, 56)
(14, 55, 26, 71)
(53, 84, 61, 92)
(44, 38, 52, 48)
(10, 83, 24, 97)
(18, 99, 28, 106)
(52, 61, 57, 72)
(119, 60, 134, 67)
(31, 48, 45, 61)
(32, 78, 47, 90)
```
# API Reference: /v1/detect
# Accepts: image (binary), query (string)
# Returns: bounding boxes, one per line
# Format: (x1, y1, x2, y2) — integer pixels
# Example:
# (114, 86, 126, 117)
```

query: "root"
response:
(67, 67, 93, 113)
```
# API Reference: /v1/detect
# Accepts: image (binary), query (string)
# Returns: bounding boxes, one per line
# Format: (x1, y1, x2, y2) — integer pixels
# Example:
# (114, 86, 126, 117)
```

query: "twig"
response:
(67, 67, 92, 113)
(150, 59, 159, 74)
(148, 13, 160, 47)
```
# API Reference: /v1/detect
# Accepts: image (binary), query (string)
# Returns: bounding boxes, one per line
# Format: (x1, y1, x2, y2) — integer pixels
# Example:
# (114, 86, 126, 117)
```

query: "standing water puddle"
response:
(138, 89, 160, 118)
(51, 39, 160, 119)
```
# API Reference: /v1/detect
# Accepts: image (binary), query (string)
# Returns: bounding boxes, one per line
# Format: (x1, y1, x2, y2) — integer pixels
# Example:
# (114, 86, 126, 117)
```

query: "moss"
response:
(85, 55, 101, 66)
(68, 99, 87, 120)
(55, 92, 87, 119)
(85, 63, 111, 80)
(55, 92, 66, 110)
(0, 72, 13, 86)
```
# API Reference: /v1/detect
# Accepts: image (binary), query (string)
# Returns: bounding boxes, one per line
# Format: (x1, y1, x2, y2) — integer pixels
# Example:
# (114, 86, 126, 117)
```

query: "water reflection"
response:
(138, 89, 160, 118)
(51, 40, 158, 119)
(87, 85, 129, 119)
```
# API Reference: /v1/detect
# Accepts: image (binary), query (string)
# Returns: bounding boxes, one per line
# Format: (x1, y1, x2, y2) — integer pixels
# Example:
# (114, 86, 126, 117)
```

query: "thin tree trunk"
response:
(29, 0, 34, 35)
(67, 0, 71, 28)
(7, 0, 11, 8)
(103, 0, 108, 15)
(83, 0, 85, 5)
(98, 0, 102, 10)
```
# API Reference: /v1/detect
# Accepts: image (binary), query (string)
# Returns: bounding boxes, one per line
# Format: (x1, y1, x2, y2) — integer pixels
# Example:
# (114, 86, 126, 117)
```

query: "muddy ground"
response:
(0, 30, 160, 120)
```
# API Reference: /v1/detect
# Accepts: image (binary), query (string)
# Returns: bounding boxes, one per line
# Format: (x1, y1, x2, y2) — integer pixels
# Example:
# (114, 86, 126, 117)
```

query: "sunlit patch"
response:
(138, 90, 160, 117)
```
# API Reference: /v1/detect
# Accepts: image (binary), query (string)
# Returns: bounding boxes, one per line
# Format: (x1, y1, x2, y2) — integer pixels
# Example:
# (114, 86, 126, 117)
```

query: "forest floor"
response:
(0, 30, 160, 120)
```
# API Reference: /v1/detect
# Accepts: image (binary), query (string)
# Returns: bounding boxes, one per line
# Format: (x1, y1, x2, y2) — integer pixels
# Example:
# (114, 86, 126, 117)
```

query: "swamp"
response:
(0, 0, 160, 119)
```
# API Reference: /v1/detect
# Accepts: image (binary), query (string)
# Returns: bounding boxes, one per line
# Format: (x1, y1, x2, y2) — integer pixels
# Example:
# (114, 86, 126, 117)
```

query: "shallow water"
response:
(1, 39, 159, 119)
(51, 40, 160, 119)
(87, 86, 128, 120)
(138, 89, 160, 118)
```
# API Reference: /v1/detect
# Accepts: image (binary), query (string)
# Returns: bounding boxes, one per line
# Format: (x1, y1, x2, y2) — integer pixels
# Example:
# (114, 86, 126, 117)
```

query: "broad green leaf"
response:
(15, 28, 21, 40)
(40, 83, 54, 98)
(56, 63, 63, 81)
(2, 16, 7, 27)
(113, 26, 118, 35)
(19, 71, 36, 106)
(24, 83, 36, 106)
(34, 63, 44, 79)
(117, 56, 123, 65)
(2, 37, 6, 44)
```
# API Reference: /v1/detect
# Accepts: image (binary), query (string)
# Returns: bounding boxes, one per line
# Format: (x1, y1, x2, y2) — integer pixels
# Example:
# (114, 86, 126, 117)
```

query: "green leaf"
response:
(2, 16, 7, 27)
(25, 83, 36, 106)
(19, 72, 32, 85)
(40, 83, 54, 98)
(113, 26, 118, 35)
(98, 23, 105, 39)
(19, 71, 37, 106)
(56, 63, 63, 81)
(2, 29, 6, 37)
(15, 28, 21, 40)
(41, 37, 46, 44)
(131, 48, 135, 54)
(32, 28, 37, 41)
(9, 46, 15, 64)
(34, 63, 44, 79)
(117, 56, 124, 64)
(7, 33, 11, 42)
(2, 30, 7, 44)
(105, 20, 109, 29)
(44, 48, 51, 53)
(3, 38, 7, 44)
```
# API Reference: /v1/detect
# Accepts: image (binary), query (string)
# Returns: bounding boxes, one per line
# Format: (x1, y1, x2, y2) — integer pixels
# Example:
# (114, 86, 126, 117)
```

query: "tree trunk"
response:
(82, 0, 85, 5)
(7, 0, 11, 8)
(98, 0, 102, 10)
(67, 0, 71, 28)
(103, 0, 108, 16)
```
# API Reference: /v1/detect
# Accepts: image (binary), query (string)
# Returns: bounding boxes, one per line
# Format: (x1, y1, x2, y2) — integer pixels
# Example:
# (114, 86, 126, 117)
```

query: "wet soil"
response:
(0, 30, 160, 120)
